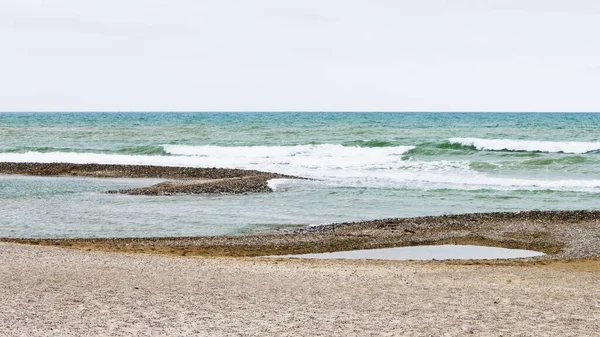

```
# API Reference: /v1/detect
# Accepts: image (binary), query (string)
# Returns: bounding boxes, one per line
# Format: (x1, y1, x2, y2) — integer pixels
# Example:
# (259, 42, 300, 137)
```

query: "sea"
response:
(1, 112, 599, 238)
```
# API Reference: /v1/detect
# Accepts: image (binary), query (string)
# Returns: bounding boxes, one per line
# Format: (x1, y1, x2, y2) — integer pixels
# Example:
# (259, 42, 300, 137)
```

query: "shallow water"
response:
(267, 245, 545, 260)
(1, 112, 600, 238)
(1, 175, 599, 238)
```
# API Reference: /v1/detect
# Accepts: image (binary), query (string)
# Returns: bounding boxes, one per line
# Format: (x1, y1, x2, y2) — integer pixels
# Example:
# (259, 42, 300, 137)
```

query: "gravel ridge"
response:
(6, 210, 600, 263)
(0, 162, 303, 195)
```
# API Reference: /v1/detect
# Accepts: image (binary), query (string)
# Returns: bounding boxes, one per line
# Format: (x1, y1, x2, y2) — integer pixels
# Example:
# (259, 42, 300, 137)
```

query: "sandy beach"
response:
(2, 163, 600, 335)
(4, 0, 600, 334)
(1, 241, 599, 336)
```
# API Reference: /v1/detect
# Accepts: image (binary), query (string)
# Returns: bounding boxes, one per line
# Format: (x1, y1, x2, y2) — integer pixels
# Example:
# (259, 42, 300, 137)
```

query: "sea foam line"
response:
(449, 138, 600, 154)
(0, 144, 417, 173)
(163, 144, 415, 158)
(2, 150, 600, 192)
(0, 152, 207, 168)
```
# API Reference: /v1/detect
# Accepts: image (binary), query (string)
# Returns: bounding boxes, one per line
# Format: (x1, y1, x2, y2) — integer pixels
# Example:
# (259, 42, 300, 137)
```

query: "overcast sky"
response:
(1, 0, 599, 112)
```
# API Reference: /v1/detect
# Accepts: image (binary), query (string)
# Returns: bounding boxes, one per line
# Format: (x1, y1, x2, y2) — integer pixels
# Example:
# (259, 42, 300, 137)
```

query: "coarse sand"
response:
(1, 242, 599, 336)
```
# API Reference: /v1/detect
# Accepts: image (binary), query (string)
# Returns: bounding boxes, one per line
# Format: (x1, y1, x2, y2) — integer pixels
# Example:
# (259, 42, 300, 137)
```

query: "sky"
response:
(1, 0, 599, 112)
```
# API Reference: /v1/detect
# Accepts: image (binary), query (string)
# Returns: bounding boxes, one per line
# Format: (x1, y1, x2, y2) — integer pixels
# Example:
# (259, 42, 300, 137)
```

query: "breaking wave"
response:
(449, 138, 600, 154)
(2, 142, 600, 192)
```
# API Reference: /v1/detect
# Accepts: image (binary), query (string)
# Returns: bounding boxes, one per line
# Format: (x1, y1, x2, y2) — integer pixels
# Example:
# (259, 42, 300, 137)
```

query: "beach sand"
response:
(2, 163, 600, 335)
(1, 242, 599, 336)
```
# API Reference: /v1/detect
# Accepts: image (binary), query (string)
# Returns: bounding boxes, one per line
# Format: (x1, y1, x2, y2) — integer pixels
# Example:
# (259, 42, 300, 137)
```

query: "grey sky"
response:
(1, 0, 599, 111)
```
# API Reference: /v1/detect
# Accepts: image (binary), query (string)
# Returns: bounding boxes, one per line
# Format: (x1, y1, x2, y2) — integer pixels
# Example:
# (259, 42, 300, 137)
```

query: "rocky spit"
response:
(1, 162, 599, 264)
(0, 162, 300, 195)
(109, 175, 283, 195)
(6, 210, 600, 265)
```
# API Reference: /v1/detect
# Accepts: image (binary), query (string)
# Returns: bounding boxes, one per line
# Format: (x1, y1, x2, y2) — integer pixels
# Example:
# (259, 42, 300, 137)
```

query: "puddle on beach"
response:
(266, 245, 545, 261)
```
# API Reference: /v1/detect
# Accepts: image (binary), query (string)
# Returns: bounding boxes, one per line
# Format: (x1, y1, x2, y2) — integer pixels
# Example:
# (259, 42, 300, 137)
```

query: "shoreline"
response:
(3, 210, 600, 269)
(1, 162, 599, 267)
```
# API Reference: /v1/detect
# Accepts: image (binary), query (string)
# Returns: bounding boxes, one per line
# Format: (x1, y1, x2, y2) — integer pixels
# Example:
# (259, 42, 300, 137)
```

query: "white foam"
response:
(266, 178, 299, 192)
(164, 144, 414, 165)
(0, 151, 207, 167)
(297, 169, 600, 192)
(2, 145, 600, 192)
(449, 138, 600, 154)
(409, 173, 600, 192)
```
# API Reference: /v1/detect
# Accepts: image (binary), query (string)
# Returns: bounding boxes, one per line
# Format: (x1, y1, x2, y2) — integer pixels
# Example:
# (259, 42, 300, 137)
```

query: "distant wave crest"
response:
(448, 138, 600, 154)
(2, 145, 168, 156)
(341, 140, 396, 147)
(163, 144, 415, 160)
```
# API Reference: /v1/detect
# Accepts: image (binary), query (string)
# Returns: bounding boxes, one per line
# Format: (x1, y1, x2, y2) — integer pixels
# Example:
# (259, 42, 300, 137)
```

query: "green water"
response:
(1, 112, 599, 238)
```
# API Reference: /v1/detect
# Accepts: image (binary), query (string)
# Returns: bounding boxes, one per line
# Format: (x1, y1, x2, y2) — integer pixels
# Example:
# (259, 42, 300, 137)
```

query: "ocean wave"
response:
(2, 147, 599, 192)
(404, 174, 600, 192)
(1, 146, 168, 156)
(340, 140, 396, 147)
(266, 172, 600, 193)
(0, 152, 205, 167)
(404, 141, 478, 156)
(0, 149, 472, 182)
(520, 156, 587, 166)
(115, 145, 168, 156)
(163, 144, 415, 161)
(449, 138, 600, 154)
(0, 144, 417, 173)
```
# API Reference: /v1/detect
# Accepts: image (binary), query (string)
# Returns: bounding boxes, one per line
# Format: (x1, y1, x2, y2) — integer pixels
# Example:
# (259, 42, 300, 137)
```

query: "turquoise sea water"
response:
(1, 112, 600, 238)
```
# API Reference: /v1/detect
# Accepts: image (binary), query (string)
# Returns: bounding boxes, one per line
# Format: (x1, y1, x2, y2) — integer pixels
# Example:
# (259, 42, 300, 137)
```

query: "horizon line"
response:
(2, 111, 600, 114)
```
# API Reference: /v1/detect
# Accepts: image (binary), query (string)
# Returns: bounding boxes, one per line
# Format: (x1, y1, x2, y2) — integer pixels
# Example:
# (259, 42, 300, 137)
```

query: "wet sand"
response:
(8, 210, 600, 266)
